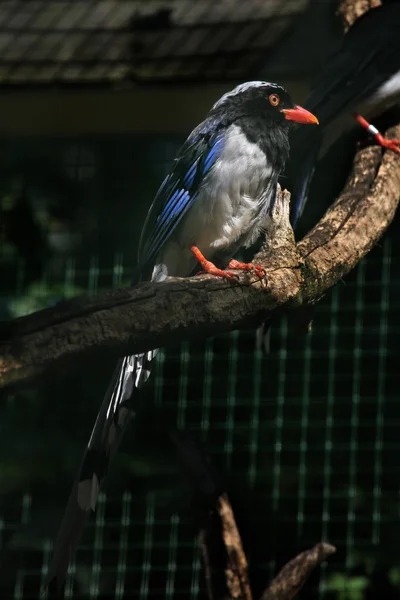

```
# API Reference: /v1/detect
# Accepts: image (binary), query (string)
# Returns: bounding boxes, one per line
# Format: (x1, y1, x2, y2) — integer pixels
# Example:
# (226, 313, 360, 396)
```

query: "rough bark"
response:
(1, 126, 400, 389)
(261, 543, 336, 600)
(337, 0, 381, 31)
(217, 494, 252, 600)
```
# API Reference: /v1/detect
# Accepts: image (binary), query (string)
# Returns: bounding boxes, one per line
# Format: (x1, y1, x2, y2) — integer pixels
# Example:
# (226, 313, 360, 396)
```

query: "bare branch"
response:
(298, 132, 400, 301)
(1, 126, 400, 389)
(217, 494, 252, 600)
(261, 543, 336, 600)
(172, 428, 336, 600)
(171, 429, 252, 600)
(198, 529, 218, 600)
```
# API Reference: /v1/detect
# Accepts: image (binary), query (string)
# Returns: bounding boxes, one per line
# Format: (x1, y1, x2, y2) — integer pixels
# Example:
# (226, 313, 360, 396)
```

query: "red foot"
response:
(375, 134, 400, 154)
(191, 246, 238, 281)
(227, 259, 266, 279)
(354, 113, 400, 154)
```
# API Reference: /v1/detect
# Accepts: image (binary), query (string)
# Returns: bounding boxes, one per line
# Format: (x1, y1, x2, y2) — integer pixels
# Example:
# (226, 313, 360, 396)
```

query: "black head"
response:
(211, 81, 318, 127)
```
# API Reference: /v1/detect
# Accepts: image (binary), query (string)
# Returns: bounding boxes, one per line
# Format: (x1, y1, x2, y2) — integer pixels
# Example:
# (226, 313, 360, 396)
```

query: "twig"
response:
(172, 429, 337, 600)
(261, 543, 336, 600)
(217, 494, 252, 600)
(171, 430, 252, 600)
(199, 529, 217, 600)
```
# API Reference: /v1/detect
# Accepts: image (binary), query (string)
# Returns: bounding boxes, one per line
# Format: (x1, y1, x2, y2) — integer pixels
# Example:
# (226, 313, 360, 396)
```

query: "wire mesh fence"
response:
(1, 134, 400, 599)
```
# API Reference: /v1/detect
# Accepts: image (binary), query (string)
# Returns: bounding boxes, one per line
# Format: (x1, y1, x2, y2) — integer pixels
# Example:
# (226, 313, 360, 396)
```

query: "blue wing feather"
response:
(138, 123, 225, 267)
(202, 134, 225, 173)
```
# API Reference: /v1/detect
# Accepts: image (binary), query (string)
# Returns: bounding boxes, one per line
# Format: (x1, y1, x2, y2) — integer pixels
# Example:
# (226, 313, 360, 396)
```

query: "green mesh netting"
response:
(1, 136, 399, 600)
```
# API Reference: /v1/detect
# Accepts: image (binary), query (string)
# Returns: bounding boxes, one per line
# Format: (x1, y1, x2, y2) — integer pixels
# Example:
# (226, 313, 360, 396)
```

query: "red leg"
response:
(227, 259, 265, 279)
(354, 113, 400, 154)
(190, 246, 238, 281)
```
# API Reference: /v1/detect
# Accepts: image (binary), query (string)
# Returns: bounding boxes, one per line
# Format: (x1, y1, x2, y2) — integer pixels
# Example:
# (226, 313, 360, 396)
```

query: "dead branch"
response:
(261, 544, 336, 600)
(217, 494, 252, 600)
(172, 428, 336, 600)
(171, 429, 252, 600)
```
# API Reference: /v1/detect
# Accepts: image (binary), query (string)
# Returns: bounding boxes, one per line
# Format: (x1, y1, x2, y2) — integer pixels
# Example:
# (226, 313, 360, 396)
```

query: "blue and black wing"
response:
(137, 122, 225, 270)
(46, 121, 226, 590)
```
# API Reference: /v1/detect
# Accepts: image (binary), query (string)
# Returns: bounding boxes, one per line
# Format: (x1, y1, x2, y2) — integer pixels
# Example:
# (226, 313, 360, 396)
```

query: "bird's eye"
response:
(269, 94, 280, 107)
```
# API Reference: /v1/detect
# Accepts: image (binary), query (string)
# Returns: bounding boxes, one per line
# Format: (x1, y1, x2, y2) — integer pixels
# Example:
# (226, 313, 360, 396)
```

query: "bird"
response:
(287, 0, 400, 228)
(45, 81, 318, 588)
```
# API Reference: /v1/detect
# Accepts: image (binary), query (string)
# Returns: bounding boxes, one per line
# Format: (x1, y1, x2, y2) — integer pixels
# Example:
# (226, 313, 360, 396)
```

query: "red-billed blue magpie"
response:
(289, 1, 400, 227)
(46, 81, 318, 587)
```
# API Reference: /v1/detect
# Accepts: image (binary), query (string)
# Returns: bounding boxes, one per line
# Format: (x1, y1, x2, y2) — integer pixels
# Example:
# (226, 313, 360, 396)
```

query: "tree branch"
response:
(171, 428, 336, 600)
(217, 494, 252, 600)
(170, 428, 253, 600)
(337, 0, 381, 31)
(261, 543, 336, 600)
(1, 125, 400, 389)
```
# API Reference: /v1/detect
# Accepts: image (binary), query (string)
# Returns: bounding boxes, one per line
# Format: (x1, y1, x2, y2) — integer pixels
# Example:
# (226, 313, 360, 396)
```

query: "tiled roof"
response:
(0, 0, 308, 85)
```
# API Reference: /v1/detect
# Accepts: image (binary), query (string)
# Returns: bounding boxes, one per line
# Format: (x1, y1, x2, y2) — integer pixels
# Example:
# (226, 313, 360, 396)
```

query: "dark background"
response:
(1, 1, 399, 599)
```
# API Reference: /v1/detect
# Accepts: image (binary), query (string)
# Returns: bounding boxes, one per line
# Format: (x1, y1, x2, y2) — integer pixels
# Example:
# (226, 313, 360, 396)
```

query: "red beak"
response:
(281, 105, 319, 125)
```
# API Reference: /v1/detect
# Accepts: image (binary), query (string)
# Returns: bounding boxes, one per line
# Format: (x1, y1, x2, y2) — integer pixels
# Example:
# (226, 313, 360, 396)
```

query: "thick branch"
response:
(1, 126, 400, 389)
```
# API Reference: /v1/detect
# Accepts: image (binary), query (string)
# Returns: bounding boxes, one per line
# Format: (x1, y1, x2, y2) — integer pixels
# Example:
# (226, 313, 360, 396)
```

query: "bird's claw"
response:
(252, 265, 267, 279)
(375, 134, 400, 154)
(227, 259, 266, 280)
(224, 271, 240, 281)
(196, 265, 239, 281)
(192, 246, 264, 282)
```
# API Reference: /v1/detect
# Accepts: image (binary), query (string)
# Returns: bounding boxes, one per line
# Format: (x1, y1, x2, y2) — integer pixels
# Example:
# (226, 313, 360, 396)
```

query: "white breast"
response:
(152, 124, 276, 280)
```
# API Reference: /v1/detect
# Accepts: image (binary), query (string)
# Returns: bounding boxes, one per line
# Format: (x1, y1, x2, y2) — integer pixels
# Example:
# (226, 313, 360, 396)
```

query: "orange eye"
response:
(269, 93, 280, 107)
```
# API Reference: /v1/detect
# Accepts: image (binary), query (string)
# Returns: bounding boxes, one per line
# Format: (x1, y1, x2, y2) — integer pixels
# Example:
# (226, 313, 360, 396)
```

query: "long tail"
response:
(288, 131, 323, 228)
(255, 320, 273, 355)
(45, 350, 156, 589)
